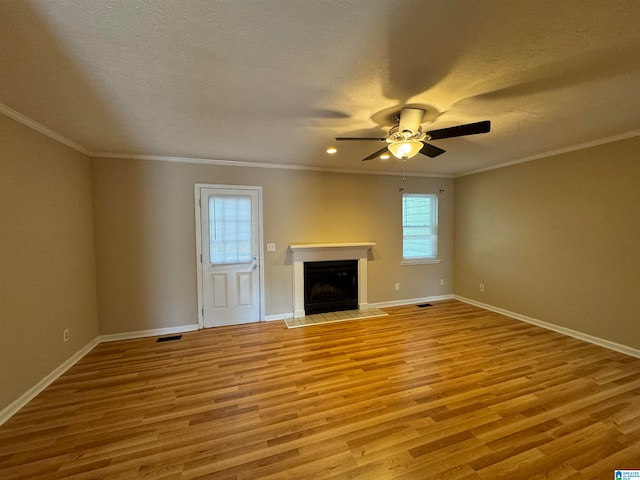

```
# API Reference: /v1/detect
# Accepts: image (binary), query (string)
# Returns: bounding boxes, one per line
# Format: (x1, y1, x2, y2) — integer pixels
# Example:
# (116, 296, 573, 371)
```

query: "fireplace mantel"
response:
(290, 242, 376, 251)
(290, 242, 375, 318)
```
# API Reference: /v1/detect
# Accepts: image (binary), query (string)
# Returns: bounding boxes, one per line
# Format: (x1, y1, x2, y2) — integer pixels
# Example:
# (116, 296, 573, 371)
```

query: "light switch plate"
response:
(266, 243, 276, 252)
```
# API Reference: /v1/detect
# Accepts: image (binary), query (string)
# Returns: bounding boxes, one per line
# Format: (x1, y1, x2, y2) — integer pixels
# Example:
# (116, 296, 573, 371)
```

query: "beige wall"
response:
(0, 115, 99, 412)
(91, 157, 454, 334)
(454, 136, 640, 349)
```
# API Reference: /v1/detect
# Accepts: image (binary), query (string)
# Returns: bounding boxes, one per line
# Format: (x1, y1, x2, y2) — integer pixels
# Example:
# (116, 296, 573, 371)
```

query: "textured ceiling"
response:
(2, 0, 640, 176)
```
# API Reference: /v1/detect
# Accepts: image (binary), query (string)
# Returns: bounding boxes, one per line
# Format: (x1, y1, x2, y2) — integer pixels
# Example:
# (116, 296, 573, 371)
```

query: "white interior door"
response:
(198, 186, 261, 327)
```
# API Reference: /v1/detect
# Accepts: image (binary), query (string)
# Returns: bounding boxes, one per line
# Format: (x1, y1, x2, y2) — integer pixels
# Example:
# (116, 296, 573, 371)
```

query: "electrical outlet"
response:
(266, 242, 276, 252)
(440, 278, 445, 286)
(479, 284, 485, 292)
(63, 328, 70, 343)
(394, 283, 400, 291)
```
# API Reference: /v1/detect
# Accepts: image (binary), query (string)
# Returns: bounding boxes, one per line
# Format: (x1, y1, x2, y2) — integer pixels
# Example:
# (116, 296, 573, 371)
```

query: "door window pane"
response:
(209, 195, 252, 264)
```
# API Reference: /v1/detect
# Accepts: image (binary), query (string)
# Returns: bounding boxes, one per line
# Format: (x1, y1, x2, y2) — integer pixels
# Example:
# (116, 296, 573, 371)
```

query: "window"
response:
(402, 193, 439, 264)
(209, 195, 253, 264)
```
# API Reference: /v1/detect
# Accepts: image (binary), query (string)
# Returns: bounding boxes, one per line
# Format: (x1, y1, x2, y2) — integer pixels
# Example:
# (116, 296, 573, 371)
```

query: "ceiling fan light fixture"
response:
(388, 140, 422, 159)
(326, 146, 337, 154)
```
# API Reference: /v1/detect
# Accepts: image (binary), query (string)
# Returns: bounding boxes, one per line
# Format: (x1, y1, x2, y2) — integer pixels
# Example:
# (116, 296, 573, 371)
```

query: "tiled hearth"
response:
(284, 307, 387, 329)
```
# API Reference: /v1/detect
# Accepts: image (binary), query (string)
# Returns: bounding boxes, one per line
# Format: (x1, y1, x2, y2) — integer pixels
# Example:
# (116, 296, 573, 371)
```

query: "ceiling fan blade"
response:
(362, 146, 389, 161)
(420, 142, 446, 158)
(335, 137, 386, 141)
(399, 108, 426, 133)
(426, 120, 491, 140)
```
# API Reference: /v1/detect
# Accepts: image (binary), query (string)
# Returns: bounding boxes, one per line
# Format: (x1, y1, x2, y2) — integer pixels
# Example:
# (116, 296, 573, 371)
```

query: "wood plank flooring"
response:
(1, 300, 640, 479)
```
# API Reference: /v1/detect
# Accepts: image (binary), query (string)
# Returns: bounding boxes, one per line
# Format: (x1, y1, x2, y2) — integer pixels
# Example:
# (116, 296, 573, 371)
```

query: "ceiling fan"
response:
(335, 107, 491, 161)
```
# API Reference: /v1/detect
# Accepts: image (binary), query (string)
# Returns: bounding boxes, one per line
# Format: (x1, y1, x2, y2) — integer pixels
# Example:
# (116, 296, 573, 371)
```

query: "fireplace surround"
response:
(290, 243, 375, 318)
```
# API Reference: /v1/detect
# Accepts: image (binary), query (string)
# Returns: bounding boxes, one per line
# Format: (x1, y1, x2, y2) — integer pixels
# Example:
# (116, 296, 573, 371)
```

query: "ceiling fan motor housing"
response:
(398, 108, 426, 134)
(387, 125, 425, 144)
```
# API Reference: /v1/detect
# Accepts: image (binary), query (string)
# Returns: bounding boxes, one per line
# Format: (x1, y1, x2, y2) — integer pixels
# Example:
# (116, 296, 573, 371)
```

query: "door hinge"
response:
(200, 253, 202, 262)
(201, 308, 204, 317)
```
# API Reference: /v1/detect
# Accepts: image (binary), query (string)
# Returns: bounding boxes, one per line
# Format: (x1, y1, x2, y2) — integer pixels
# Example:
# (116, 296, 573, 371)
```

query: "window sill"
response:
(401, 258, 441, 265)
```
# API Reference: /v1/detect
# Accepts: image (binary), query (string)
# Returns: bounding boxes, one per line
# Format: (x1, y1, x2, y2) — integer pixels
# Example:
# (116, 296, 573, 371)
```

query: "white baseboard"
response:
(371, 294, 454, 309)
(264, 313, 294, 322)
(454, 295, 640, 359)
(99, 324, 199, 343)
(1, 323, 200, 427)
(0, 337, 100, 427)
(9, 296, 635, 429)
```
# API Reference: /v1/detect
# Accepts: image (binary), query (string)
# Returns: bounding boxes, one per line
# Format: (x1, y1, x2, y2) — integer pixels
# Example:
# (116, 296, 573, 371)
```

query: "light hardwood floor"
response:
(1, 300, 640, 479)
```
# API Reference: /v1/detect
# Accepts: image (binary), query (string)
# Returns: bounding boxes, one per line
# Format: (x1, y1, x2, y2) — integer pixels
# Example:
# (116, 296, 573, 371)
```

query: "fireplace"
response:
(304, 260, 358, 315)
(289, 243, 375, 318)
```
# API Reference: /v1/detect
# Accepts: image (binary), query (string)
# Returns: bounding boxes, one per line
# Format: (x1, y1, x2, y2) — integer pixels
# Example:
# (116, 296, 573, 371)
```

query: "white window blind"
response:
(209, 195, 252, 264)
(402, 193, 438, 260)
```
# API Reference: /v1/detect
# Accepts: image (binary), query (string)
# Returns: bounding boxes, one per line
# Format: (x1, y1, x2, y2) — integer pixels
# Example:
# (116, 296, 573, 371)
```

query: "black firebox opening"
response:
(304, 260, 358, 315)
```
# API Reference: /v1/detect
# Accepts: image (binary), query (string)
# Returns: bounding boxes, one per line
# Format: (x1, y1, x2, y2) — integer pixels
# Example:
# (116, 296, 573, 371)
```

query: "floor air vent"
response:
(156, 335, 182, 343)
(417, 303, 433, 308)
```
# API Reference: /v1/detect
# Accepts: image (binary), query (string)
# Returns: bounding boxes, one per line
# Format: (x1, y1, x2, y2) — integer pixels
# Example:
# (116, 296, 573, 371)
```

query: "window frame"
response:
(401, 193, 441, 265)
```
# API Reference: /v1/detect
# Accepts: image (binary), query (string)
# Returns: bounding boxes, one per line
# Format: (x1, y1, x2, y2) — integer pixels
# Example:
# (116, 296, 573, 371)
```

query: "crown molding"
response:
(4, 102, 637, 180)
(0, 102, 91, 156)
(457, 129, 640, 177)
(92, 151, 453, 178)
(0, 103, 448, 178)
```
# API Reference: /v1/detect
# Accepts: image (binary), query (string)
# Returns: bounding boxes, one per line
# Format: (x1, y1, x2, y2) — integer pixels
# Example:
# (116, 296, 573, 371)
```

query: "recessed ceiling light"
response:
(326, 147, 337, 154)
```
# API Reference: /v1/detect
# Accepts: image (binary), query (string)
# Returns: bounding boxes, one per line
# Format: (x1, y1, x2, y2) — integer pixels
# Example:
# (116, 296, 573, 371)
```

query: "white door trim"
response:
(194, 183, 265, 329)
